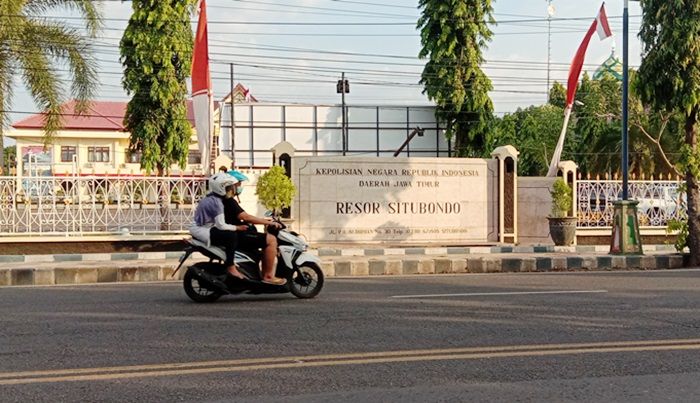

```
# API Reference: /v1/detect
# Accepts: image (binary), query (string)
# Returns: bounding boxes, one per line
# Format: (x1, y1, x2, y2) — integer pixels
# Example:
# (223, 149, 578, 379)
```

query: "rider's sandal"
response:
(262, 277, 287, 286)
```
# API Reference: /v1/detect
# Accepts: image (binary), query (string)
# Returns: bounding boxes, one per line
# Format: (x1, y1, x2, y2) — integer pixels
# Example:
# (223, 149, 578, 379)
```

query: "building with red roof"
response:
(7, 84, 254, 176)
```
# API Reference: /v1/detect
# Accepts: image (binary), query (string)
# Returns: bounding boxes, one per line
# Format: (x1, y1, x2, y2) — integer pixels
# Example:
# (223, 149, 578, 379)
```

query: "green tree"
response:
(493, 104, 567, 176)
(572, 72, 682, 177)
(0, 0, 101, 172)
(3, 145, 15, 173)
(417, 0, 495, 157)
(548, 81, 566, 109)
(637, 0, 700, 265)
(573, 73, 621, 174)
(120, 1, 195, 175)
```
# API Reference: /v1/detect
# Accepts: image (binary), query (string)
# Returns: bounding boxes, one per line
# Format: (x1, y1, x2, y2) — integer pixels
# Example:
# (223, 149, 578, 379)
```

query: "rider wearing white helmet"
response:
(223, 170, 285, 286)
(190, 173, 246, 280)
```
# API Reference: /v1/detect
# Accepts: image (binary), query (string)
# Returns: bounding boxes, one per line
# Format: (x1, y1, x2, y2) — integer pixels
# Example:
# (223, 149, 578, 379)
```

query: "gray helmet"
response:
(208, 173, 236, 196)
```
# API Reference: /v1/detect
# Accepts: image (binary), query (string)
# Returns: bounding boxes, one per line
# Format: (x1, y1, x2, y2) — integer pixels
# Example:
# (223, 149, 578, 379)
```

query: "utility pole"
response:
(546, 1, 553, 94)
(337, 73, 349, 156)
(229, 63, 236, 168)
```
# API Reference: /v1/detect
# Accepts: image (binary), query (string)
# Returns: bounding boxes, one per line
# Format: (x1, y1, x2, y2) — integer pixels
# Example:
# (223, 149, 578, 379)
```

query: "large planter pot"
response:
(547, 216, 578, 246)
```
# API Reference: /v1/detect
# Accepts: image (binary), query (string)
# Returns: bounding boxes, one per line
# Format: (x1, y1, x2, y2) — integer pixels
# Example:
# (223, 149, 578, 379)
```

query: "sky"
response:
(8, 0, 644, 128)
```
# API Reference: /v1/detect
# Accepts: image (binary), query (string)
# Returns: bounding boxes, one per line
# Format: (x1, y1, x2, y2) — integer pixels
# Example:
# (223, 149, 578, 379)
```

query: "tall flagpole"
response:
(547, 3, 612, 177)
(547, 106, 572, 177)
(230, 63, 236, 169)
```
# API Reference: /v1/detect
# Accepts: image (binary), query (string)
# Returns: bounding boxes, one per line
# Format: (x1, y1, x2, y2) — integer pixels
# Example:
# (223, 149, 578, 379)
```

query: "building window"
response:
(127, 150, 142, 164)
(88, 146, 110, 163)
(188, 150, 202, 164)
(60, 146, 76, 162)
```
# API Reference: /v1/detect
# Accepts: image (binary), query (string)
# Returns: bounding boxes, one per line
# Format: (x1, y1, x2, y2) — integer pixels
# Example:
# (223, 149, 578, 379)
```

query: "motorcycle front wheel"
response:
(183, 266, 223, 303)
(289, 262, 324, 299)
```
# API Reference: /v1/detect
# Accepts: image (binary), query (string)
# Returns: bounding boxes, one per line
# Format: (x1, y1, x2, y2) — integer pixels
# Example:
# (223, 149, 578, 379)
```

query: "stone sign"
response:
(292, 156, 498, 244)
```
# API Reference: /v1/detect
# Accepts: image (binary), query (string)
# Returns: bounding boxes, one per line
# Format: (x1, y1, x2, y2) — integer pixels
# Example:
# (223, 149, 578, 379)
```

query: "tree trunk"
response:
(685, 108, 700, 266)
(157, 167, 171, 231)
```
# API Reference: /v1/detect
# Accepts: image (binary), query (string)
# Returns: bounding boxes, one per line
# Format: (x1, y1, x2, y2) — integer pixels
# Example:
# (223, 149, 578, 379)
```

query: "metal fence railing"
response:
(0, 175, 208, 236)
(0, 176, 688, 237)
(577, 180, 686, 228)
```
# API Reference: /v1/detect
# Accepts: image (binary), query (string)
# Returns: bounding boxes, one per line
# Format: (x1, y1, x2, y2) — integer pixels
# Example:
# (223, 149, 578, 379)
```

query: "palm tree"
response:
(0, 0, 102, 173)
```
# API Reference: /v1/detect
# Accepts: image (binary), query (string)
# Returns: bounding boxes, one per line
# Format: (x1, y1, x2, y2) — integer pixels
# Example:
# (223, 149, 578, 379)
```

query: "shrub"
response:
(255, 166, 296, 216)
(550, 178, 572, 218)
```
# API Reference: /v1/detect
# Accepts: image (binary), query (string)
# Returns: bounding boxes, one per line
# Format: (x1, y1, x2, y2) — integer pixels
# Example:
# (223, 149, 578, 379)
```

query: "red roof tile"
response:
(12, 100, 199, 131)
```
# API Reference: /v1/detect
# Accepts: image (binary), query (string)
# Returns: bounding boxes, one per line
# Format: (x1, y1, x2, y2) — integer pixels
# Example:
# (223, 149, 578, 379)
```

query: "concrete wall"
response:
(517, 177, 556, 245)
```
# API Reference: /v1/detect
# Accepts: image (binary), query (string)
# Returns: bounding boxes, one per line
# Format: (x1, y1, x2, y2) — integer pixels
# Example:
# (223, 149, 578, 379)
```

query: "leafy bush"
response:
(550, 178, 572, 218)
(255, 166, 296, 215)
(667, 218, 688, 252)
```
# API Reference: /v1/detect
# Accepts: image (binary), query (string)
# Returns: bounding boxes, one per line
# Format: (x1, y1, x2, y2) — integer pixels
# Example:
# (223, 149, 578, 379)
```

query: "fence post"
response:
(491, 145, 519, 244)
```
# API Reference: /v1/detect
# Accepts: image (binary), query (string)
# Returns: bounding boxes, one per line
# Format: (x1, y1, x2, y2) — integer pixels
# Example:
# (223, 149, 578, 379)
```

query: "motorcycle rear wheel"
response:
(183, 267, 223, 303)
(289, 262, 324, 299)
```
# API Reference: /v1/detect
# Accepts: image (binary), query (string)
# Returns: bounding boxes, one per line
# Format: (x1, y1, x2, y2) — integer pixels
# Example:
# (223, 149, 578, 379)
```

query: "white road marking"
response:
(390, 289, 608, 299)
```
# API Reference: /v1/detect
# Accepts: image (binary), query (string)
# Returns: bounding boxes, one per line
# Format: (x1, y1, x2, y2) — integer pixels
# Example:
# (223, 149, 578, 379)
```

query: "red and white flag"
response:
(595, 4, 613, 40)
(565, 3, 613, 108)
(192, 0, 213, 172)
(548, 3, 613, 176)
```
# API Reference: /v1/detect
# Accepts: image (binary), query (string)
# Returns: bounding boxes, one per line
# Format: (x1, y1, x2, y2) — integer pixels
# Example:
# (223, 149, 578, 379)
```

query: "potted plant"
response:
(255, 166, 296, 220)
(547, 178, 577, 246)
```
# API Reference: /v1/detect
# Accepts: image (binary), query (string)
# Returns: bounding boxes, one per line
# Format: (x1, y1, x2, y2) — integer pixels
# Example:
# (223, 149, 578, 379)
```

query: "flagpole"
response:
(230, 63, 236, 169)
(547, 106, 572, 177)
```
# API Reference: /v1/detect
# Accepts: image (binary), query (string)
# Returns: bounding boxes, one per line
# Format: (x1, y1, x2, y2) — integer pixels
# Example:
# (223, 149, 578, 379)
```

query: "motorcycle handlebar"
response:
(265, 215, 286, 235)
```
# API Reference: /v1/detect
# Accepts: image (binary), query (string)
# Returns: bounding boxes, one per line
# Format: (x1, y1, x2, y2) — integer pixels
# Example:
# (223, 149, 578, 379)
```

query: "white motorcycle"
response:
(174, 216, 324, 302)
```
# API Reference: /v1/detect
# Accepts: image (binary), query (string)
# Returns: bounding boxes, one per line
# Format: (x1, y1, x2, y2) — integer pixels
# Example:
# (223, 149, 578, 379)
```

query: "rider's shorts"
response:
(238, 230, 267, 251)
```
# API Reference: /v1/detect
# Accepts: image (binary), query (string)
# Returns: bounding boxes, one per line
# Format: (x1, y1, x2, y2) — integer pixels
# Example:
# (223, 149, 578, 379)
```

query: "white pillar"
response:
(491, 145, 520, 244)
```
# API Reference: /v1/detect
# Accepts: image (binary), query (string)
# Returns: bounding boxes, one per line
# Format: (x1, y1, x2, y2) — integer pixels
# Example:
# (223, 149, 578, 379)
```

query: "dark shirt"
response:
(223, 197, 246, 226)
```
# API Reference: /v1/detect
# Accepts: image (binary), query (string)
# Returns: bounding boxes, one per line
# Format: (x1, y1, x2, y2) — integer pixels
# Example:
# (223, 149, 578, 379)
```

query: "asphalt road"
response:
(1, 270, 700, 402)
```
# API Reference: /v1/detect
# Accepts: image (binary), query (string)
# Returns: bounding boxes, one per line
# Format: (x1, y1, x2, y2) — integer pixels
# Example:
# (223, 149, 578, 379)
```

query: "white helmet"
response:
(208, 173, 236, 196)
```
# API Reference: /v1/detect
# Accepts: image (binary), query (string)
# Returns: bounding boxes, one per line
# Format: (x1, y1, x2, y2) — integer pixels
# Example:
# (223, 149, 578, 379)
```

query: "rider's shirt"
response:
(190, 194, 236, 245)
(194, 195, 224, 226)
(224, 198, 245, 226)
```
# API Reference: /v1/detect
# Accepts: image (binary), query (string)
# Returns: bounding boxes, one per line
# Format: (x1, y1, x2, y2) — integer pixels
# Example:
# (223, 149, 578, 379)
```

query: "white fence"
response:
(0, 175, 688, 238)
(577, 180, 685, 228)
(0, 175, 208, 236)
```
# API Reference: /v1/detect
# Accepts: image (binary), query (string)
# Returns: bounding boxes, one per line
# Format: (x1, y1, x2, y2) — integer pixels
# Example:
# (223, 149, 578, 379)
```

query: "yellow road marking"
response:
(2, 338, 699, 385)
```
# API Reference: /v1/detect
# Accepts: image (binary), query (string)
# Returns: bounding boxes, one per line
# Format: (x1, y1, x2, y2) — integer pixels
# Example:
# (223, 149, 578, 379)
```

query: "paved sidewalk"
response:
(0, 244, 688, 287)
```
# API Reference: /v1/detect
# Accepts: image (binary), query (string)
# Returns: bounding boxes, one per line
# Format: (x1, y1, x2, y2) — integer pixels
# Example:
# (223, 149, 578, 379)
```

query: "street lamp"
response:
(337, 72, 350, 156)
(622, 0, 630, 200)
(610, 0, 642, 255)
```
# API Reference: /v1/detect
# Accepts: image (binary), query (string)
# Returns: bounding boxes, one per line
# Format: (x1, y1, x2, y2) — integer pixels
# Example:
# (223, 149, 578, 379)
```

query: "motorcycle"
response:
(174, 216, 324, 302)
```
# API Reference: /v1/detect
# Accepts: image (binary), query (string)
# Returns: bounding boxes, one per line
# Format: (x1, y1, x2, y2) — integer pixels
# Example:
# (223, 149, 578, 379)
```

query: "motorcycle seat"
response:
(188, 238, 227, 261)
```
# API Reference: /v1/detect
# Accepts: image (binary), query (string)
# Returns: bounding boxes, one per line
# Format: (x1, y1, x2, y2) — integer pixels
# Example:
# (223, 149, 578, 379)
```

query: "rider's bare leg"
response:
(261, 234, 281, 280)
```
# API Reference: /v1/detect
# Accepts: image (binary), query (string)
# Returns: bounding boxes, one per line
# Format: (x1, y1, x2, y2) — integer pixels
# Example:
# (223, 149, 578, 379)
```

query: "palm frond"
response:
(23, 21, 97, 114)
(24, 0, 102, 36)
(0, 50, 16, 130)
(16, 29, 63, 145)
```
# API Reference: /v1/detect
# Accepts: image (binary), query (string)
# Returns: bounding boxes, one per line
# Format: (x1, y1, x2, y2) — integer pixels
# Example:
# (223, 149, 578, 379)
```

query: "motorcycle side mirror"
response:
(264, 211, 273, 217)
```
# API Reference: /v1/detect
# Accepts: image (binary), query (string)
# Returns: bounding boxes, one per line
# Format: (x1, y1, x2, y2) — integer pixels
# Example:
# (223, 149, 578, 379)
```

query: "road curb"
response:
(0, 244, 682, 265)
(0, 253, 688, 287)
